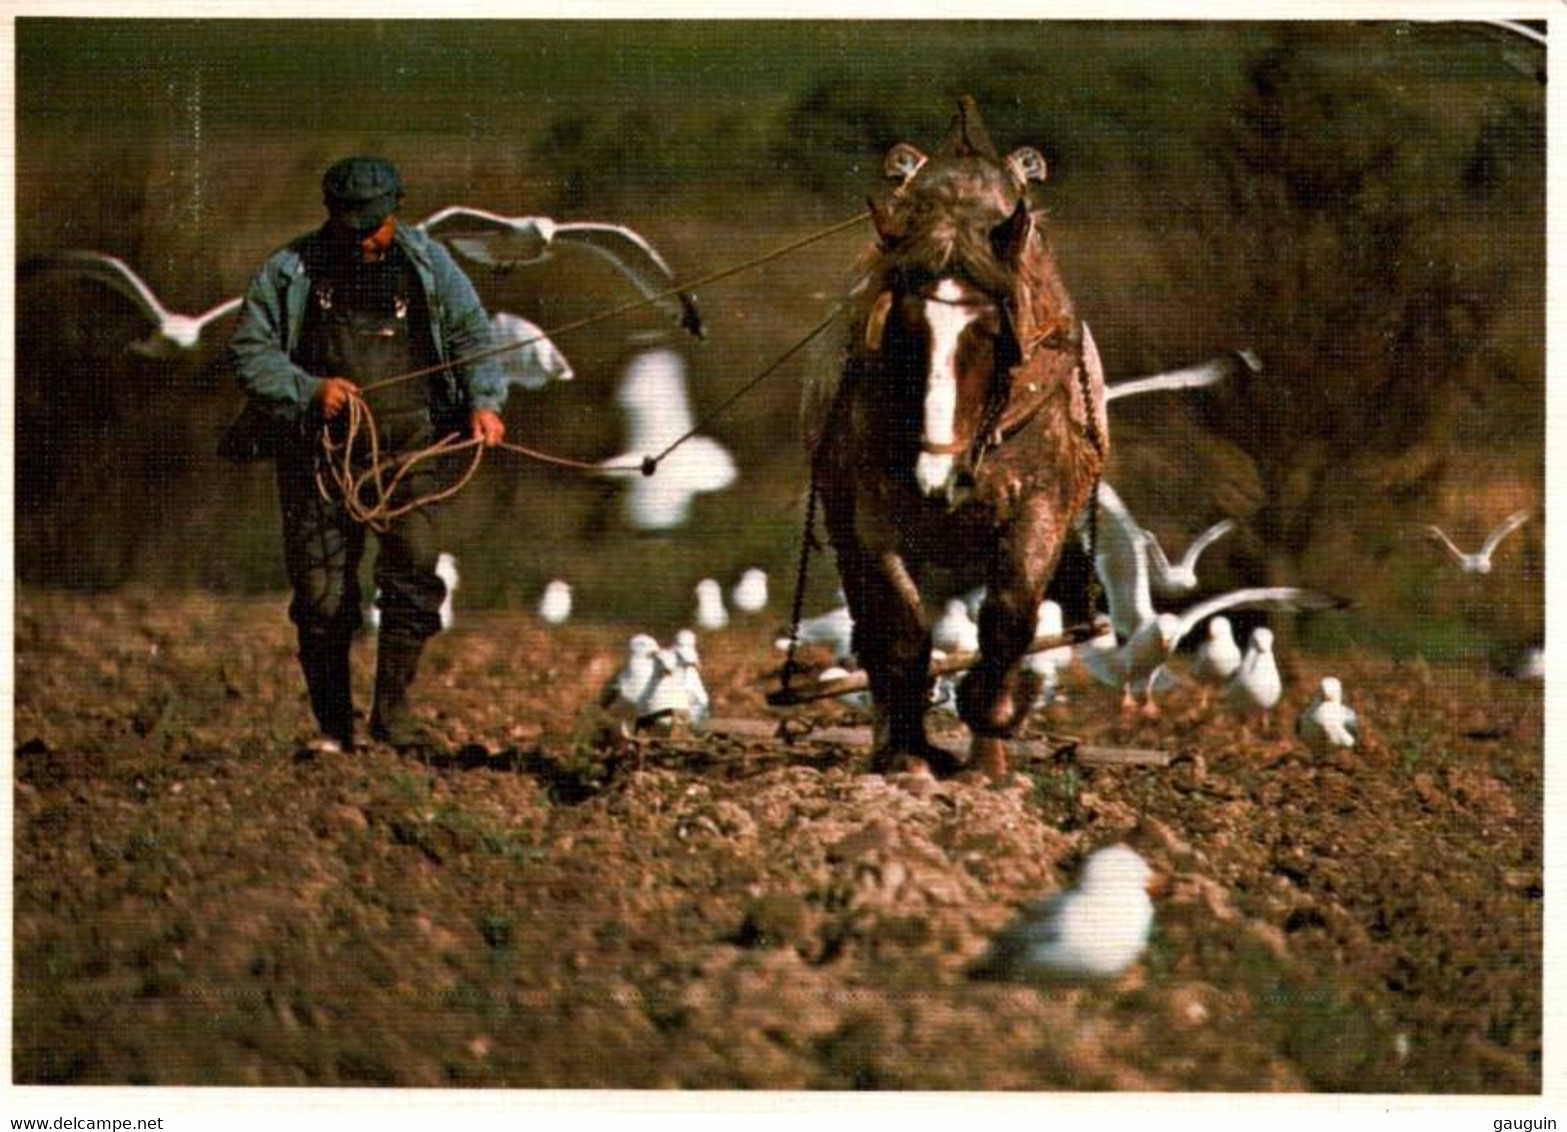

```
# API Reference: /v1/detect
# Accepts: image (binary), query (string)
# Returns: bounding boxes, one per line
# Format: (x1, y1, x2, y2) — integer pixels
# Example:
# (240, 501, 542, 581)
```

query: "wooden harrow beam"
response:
(764, 621, 1107, 708)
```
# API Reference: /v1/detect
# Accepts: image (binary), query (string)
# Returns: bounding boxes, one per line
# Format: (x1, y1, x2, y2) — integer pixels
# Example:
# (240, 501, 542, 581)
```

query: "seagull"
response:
(1024, 599, 1072, 706)
(1104, 347, 1264, 403)
(1191, 615, 1242, 707)
(414, 206, 704, 339)
(932, 597, 980, 654)
(599, 634, 661, 732)
(1083, 574, 1340, 716)
(929, 649, 962, 715)
(1424, 509, 1531, 575)
(23, 251, 241, 357)
(817, 665, 872, 710)
(1225, 626, 1283, 719)
(731, 569, 769, 615)
(672, 629, 710, 723)
(1143, 519, 1237, 597)
(694, 579, 729, 632)
(1082, 483, 1340, 714)
(1081, 481, 1154, 641)
(364, 553, 458, 632)
(436, 554, 460, 631)
(599, 346, 738, 531)
(537, 580, 573, 626)
(777, 601, 856, 664)
(977, 845, 1158, 981)
(637, 646, 693, 730)
(487, 312, 575, 391)
(1296, 676, 1360, 753)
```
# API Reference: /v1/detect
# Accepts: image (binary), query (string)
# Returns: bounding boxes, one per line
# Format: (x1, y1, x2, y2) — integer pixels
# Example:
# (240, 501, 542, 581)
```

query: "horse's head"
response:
(860, 266, 1020, 499)
(851, 98, 1065, 501)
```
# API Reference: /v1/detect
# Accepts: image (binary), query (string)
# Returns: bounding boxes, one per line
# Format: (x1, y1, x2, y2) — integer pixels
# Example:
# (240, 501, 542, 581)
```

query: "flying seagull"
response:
(1424, 509, 1531, 575)
(1104, 347, 1264, 403)
(599, 345, 737, 531)
(414, 206, 704, 339)
(487, 311, 575, 390)
(24, 250, 241, 357)
(1143, 519, 1237, 597)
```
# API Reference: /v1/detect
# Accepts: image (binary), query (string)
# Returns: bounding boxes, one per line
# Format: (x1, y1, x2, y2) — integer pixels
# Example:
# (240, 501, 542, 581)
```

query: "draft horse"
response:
(804, 97, 1109, 780)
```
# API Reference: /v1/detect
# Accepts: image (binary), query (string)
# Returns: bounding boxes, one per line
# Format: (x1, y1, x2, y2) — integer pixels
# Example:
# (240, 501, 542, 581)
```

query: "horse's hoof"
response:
(970, 735, 1009, 781)
(871, 742, 966, 779)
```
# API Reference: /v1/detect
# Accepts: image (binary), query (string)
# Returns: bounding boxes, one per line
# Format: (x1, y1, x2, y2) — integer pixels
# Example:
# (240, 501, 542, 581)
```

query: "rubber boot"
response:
(299, 630, 355, 751)
(369, 633, 431, 750)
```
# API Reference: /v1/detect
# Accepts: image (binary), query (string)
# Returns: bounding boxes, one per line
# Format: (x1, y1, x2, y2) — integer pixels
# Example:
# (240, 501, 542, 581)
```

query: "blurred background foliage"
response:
(14, 20, 1544, 658)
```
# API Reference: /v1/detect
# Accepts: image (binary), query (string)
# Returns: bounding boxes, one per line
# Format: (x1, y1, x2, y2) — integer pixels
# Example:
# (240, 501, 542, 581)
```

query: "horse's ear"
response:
(1006, 147, 1048, 186)
(864, 291, 894, 352)
(868, 195, 906, 249)
(884, 143, 928, 183)
(990, 198, 1032, 264)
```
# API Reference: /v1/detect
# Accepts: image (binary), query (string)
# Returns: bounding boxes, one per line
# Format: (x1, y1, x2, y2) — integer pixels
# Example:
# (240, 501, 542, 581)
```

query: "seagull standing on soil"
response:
(599, 634, 661, 732)
(672, 629, 711, 723)
(1025, 600, 1073, 706)
(777, 601, 856, 665)
(1424, 509, 1531, 575)
(601, 346, 738, 531)
(694, 579, 729, 632)
(1225, 626, 1283, 722)
(929, 649, 961, 715)
(436, 554, 459, 631)
(414, 207, 705, 338)
(1296, 676, 1360, 753)
(637, 647, 693, 730)
(731, 569, 769, 614)
(1143, 519, 1237, 597)
(1191, 614, 1243, 710)
(538, 580, 573, 626)
(932, 597, 981, 654)
(23, 250, 241, 357)
(365, 553, 458, 633)
(979, 845, 1158, 980)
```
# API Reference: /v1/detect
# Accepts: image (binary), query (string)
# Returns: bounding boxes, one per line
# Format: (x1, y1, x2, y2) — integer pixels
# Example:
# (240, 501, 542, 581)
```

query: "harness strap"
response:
(920, 437, 971, 456)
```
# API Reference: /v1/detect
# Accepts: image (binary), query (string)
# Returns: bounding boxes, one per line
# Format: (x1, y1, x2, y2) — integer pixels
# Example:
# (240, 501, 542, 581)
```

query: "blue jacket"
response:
(228, 222, 508, 419)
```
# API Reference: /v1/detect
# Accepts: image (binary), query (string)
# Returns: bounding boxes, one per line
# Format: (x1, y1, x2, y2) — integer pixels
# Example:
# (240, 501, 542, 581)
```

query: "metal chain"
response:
(780, 463, 823, 700)
(1075, 346, 1108, 621)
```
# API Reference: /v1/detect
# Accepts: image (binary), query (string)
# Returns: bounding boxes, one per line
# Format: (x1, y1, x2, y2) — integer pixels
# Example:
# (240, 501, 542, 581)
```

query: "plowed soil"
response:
(12, 588, 1542, 1091)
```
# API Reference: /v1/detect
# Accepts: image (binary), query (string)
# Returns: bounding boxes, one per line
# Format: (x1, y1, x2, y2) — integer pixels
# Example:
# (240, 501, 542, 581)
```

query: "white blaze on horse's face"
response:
(914, 279, 983, 498)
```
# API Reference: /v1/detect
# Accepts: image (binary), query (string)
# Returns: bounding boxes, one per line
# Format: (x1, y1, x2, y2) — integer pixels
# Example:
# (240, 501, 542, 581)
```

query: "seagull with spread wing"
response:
(1424, 509, 1531, 575)
(414, 207, 704, 339)
(486, 311, 575, 391)
(1143, 518, 1237, 597)
(1084, 487, 1344, 716)
(600, 344, 737, 531)
(1104, 347, 1263, 402)
(24, 250, 241, 357)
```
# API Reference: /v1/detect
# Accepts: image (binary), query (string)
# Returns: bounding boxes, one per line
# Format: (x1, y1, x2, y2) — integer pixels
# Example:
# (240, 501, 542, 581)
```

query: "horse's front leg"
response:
(837, 545, 955, 776)
(958, 504, 1066, 778)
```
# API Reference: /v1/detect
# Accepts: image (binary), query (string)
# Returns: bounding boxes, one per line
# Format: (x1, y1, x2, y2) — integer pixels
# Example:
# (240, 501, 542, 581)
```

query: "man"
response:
(228, 156, 508, 752)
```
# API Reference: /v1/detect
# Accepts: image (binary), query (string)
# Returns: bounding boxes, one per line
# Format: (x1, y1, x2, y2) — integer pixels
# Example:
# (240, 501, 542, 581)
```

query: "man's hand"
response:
(471, 408, 506, 448)
(313, 377, 359, 420)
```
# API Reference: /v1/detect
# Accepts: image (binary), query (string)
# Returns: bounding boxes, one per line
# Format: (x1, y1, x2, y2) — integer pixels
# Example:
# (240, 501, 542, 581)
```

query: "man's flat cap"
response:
(322, 156, 404, 230)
